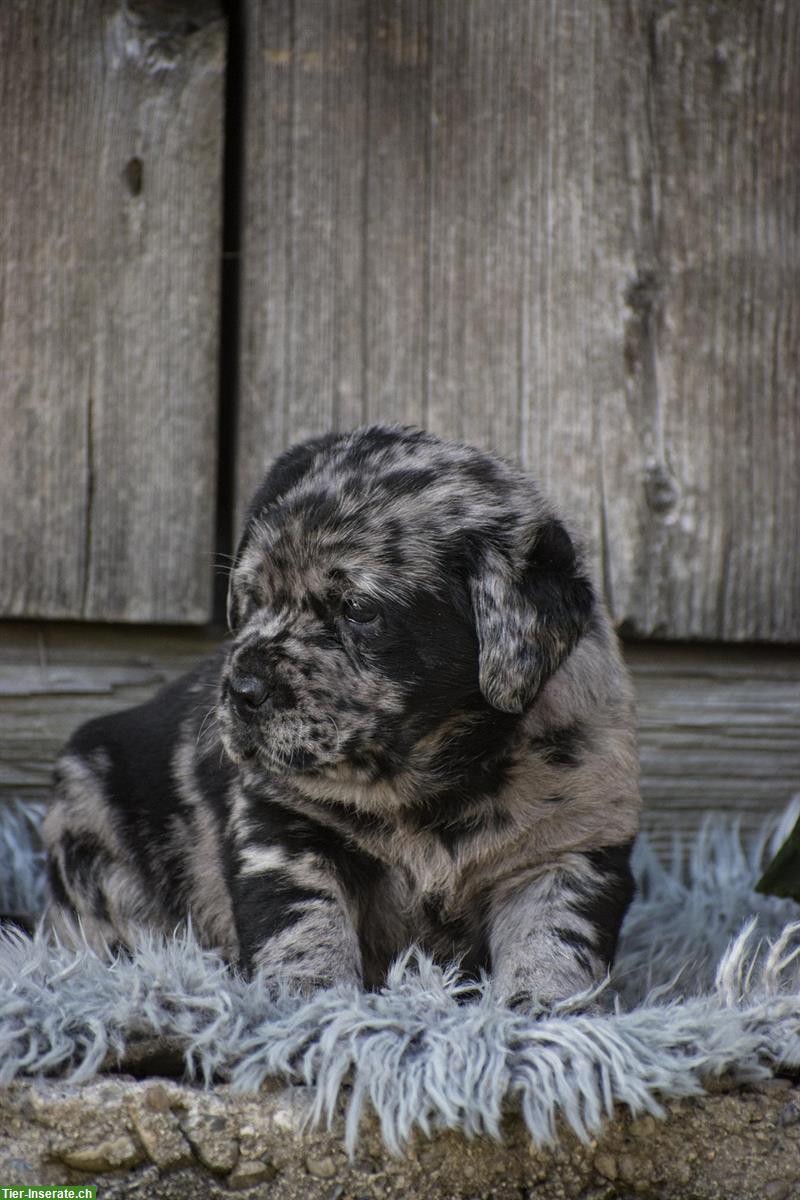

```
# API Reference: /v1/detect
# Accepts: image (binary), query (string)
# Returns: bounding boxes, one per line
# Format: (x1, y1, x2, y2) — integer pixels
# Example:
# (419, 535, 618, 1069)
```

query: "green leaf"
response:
(755, 811, 800, 902)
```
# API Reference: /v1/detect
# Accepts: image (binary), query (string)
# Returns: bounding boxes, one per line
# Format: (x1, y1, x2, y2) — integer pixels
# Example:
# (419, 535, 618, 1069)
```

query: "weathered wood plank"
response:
(238, 0, 369, 518)
(1, 624, 798, 861)
(608, 0, 800, 640)
(423, 0, 650, 590)
(237, 0, 293, 475)
(425, 0, 532, 458)
(625, 641, 800, 850)
(236, 0, 798, 641)
(363, 0, 431, 430)
(0, 0, 225, 621)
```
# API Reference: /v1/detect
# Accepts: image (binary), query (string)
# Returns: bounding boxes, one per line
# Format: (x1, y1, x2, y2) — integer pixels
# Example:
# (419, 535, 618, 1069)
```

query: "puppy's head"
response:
(219, 427, 594, 777)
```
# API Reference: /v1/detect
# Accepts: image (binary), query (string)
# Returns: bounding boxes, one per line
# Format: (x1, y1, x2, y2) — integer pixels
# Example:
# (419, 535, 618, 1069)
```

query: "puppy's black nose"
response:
(228, 671, 271, 716)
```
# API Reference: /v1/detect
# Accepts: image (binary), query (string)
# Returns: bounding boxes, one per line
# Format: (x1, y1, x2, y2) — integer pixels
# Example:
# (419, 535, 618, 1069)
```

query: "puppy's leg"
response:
(231, 841, 363, 993)
(488, 842, 635, 1010)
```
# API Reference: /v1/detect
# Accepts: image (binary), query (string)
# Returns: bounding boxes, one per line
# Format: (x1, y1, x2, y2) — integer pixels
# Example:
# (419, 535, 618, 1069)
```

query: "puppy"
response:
(44, 427, 640, 1008)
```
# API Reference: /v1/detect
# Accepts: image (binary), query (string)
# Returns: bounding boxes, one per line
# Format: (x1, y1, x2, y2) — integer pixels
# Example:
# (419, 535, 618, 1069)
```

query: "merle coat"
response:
(44, 427, 640, 1007)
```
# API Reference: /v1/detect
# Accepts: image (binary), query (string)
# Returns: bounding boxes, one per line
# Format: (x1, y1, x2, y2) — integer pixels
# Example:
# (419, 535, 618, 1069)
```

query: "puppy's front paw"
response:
(504, 989, 553, 1018)
(501, 982, 609, 1019)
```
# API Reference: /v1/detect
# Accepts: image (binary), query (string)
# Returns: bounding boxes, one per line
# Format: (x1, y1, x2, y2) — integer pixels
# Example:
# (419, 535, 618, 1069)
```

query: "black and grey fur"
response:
(44, 427, 640, 1008)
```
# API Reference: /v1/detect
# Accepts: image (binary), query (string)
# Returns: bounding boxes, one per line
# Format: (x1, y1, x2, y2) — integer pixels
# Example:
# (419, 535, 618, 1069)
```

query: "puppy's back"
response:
(43, 655, 237, 956)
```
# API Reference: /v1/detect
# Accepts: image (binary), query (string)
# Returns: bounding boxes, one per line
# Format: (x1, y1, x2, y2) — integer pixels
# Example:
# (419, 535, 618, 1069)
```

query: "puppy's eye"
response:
(341, 596, 380, 624)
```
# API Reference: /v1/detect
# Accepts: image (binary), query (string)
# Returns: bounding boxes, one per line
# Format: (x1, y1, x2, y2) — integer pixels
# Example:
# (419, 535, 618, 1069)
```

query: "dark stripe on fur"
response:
(571, 840, 636, 967)
(528, 722, 587, 768)
(233, 868, 322, 945)
(242, 796, 386, 898)
(553, 926, 594, 975)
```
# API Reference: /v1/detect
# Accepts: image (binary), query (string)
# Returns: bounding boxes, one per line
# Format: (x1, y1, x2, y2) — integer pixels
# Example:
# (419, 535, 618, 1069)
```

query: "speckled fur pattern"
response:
(43, 427, 641, 1007)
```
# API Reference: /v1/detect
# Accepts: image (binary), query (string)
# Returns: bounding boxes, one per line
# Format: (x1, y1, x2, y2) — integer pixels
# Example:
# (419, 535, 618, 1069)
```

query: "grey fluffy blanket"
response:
(1, 800, 799, 1152)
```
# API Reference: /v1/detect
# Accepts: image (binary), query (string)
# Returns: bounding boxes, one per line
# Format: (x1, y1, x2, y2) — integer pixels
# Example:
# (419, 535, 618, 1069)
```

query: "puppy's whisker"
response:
(196, 706, 218, 750)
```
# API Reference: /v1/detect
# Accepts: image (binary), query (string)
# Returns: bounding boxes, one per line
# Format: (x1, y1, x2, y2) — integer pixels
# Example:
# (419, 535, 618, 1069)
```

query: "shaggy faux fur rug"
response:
(1, 800, 799, 1152)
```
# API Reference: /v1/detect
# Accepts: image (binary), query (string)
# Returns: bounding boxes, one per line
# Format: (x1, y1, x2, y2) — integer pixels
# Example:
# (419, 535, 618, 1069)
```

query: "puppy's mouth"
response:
(217, 705, 334, 775)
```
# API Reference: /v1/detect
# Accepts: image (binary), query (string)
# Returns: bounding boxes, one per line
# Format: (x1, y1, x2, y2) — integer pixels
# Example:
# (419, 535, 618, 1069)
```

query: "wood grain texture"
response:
(237, 0, 799, 641)
(1, 623, 798, 861)
(238, 0, 369, 492)
(626, 640, 800, 850)
(0, 0, 225, 622)
(610, 0, 800, 640)
(363, 1, 431, 431)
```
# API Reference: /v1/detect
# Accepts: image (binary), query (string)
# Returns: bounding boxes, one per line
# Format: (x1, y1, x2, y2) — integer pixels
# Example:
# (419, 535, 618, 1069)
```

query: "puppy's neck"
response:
(292, 706, 524, 816)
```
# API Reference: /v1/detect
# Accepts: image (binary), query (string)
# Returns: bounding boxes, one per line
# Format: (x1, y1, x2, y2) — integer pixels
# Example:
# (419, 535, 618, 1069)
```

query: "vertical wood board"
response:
(239, 0, 369, 490)
(608, 0, 800, 640)
(362, 0, 431, 432)
(237, 0, 799, 643)
(0, 0, 226, 621)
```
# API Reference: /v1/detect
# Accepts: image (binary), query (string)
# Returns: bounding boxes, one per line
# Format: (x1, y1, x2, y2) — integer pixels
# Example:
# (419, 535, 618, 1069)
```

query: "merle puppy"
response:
(44, 427, 640, 1008)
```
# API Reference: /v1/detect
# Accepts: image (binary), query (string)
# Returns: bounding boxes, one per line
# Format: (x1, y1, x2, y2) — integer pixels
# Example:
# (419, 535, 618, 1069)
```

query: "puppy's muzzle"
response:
(228, 670, 273, 722)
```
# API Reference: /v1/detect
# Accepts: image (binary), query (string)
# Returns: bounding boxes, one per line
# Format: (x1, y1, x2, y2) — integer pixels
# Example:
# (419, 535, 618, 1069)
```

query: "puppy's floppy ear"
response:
(469, 519, 594, 714)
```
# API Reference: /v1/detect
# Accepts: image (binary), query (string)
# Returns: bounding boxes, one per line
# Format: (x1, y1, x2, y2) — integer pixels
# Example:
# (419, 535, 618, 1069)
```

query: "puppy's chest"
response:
(357, 860, 487, 986)
(356, 824, 487, 927)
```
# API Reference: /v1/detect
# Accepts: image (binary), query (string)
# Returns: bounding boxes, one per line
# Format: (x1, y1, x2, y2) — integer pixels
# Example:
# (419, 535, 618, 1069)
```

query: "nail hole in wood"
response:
(124, 157, 144, 197)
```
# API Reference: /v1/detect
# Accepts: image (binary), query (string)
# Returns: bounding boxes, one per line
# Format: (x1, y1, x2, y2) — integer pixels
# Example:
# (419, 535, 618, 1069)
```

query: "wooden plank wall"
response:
(0, 0, 225, 622)
(238, 0, 800, 641)
(1, 1, 797, 636)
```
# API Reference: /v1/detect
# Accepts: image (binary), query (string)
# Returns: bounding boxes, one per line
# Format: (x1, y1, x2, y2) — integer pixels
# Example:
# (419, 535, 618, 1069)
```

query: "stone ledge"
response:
(1, 1075, 799, 1200)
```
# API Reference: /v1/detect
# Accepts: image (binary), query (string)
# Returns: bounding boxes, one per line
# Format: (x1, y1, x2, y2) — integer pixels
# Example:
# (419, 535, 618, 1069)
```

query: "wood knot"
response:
(644, 461, 680, 514)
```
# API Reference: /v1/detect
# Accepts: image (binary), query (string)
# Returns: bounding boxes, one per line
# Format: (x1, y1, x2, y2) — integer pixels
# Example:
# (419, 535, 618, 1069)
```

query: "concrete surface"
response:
(1, 1074, 799, 1199)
